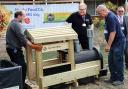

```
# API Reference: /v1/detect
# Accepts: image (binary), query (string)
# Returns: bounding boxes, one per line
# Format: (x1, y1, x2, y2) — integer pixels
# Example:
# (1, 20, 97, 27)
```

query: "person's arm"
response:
(105, 16, 116, 52)
(105, 32, 116, 52)
(26, 40, 42, 51)
(124, 16, 127, 37)
(66, 13, 73, 23)
(13, 23, 42, 51)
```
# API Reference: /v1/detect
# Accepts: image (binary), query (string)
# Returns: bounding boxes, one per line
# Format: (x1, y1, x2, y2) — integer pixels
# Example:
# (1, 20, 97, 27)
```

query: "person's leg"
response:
(108, 48, 117, 81)
(125, 41, 128, 68)
(113, 44, 125, 82)
(78, 36, 89, 49)
(6, 48, 27, 88)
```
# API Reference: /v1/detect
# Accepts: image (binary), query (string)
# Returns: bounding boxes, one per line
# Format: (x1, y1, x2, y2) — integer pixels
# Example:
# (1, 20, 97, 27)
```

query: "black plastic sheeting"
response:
(75, 48, 102, 63)
(0, 60, 23, 89)
(75, 48, 103, 69)
(43, 64, 71, 76)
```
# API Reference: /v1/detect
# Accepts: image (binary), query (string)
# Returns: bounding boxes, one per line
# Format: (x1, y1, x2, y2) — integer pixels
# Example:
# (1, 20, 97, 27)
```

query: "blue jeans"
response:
(108, 39, 125, 81)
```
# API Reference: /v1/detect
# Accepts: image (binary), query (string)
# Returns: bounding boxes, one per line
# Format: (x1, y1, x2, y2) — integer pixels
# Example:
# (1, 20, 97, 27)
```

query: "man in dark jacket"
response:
(66, 3, 93, 49)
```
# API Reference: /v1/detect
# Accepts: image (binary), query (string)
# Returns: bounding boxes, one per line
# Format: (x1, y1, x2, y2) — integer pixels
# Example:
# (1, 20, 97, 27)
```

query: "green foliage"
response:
(93, 1, 117, 31)
(105, 1, 117, 12)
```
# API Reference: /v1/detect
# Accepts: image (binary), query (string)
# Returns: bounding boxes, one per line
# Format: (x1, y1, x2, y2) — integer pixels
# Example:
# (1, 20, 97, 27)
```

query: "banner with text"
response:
(4, 4, 78, 29)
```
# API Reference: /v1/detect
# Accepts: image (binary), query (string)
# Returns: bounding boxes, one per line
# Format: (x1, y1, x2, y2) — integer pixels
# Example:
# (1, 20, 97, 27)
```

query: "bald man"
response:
(66, 3, 93, 49)
(96, 5, 126, 86)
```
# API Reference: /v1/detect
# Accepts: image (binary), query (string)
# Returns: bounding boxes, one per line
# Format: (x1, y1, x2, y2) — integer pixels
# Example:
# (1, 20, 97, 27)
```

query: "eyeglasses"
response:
(79, 8, 86, 11)
(118, 11, 124, 12)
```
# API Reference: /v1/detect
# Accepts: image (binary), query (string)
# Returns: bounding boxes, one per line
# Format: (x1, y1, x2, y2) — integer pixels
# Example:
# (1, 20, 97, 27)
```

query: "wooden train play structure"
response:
(25, 25, 106, 89)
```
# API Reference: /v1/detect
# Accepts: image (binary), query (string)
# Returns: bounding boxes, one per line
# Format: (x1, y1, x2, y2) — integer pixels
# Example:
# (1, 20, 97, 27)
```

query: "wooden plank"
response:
(27, 26, 75, 34)
(33, 34, 77, 43)
(76, 60, 101, 69)
(28, 26, 72, 31)
(25, 79, 39, 89)
(67, 40, 75, 70)
(41, 61, 100, 87)
(42, 42, 68, 53)
(29, 31, 75, 38)
(43, 58, 60, 67)
(28, 28, 74, 33)
(26, 45, 34, 80)
(28, 27, 73, 33)
(43, 62, 71, 69)
(28, 27, 76, 37)
(35, 49, 43, 88)
(67, 40, 77, 86)
(32, 34, 77, 41)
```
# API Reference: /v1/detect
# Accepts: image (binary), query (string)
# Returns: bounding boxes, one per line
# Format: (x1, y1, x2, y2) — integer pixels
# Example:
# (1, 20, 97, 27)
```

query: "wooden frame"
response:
(41, 60, 100, 87)
(26, 26, 78, 89)
(25, 26, 101, 89)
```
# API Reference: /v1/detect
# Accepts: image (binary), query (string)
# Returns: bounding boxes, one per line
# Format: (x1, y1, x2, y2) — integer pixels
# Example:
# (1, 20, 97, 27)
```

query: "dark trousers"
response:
(124, 41, 128, 68)
(6, 48, 27, 87)
(108, 39, 125, 81)
(78, 35, 89, 49)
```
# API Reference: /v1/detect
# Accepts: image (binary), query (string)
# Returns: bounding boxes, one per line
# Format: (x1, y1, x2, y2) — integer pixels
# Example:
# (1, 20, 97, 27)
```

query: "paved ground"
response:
(77, 70, 128, 89)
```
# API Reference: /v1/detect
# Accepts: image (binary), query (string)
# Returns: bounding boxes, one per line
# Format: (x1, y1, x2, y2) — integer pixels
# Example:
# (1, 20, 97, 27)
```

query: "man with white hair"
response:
(66, 3, 93, 49)
(117, 6, 128, 68)
(96, 5, 126, 86)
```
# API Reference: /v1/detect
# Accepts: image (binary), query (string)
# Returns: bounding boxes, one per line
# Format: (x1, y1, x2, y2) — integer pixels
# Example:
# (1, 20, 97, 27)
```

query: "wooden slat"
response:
(29, 29, 74, 34)
(43, 62, 71, 69)
(27, 26, 77, 43)
(26, 45, 34, 80)
(28, 26, 72, 31)
(35, 50, 43, 88)
(33, 34, 77, 43)
(42, 42, 68, 53)
(25, 79, 39, 89)
(29, 32, 76, 38)
(67, 40, 75, 70)
(29, 29, 75, 35)
(67, 40, 78, 86)
(41, 60, 100, 87)
(76, 60, 101, 69)
(28, 27, 75, 36)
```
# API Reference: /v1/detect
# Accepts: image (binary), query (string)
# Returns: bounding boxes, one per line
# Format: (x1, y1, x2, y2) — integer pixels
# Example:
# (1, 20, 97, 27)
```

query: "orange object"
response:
(31, 44, 42, 51)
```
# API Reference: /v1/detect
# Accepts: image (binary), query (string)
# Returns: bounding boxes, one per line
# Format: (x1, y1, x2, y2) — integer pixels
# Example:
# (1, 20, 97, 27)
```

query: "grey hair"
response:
(79, 3, 87, 8)
(117, 6, 125, 10)
(96, 4, 108, 12)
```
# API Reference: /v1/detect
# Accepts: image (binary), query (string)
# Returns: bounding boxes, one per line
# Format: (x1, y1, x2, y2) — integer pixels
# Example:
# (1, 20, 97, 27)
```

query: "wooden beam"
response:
(67, 40, 75, 70)
(35, 49, 43, 88)
(41, 60, 100, 87)
(33, 34, 77, 43)
(42, 42, 68, 53)
(26, 45, 34, 80)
